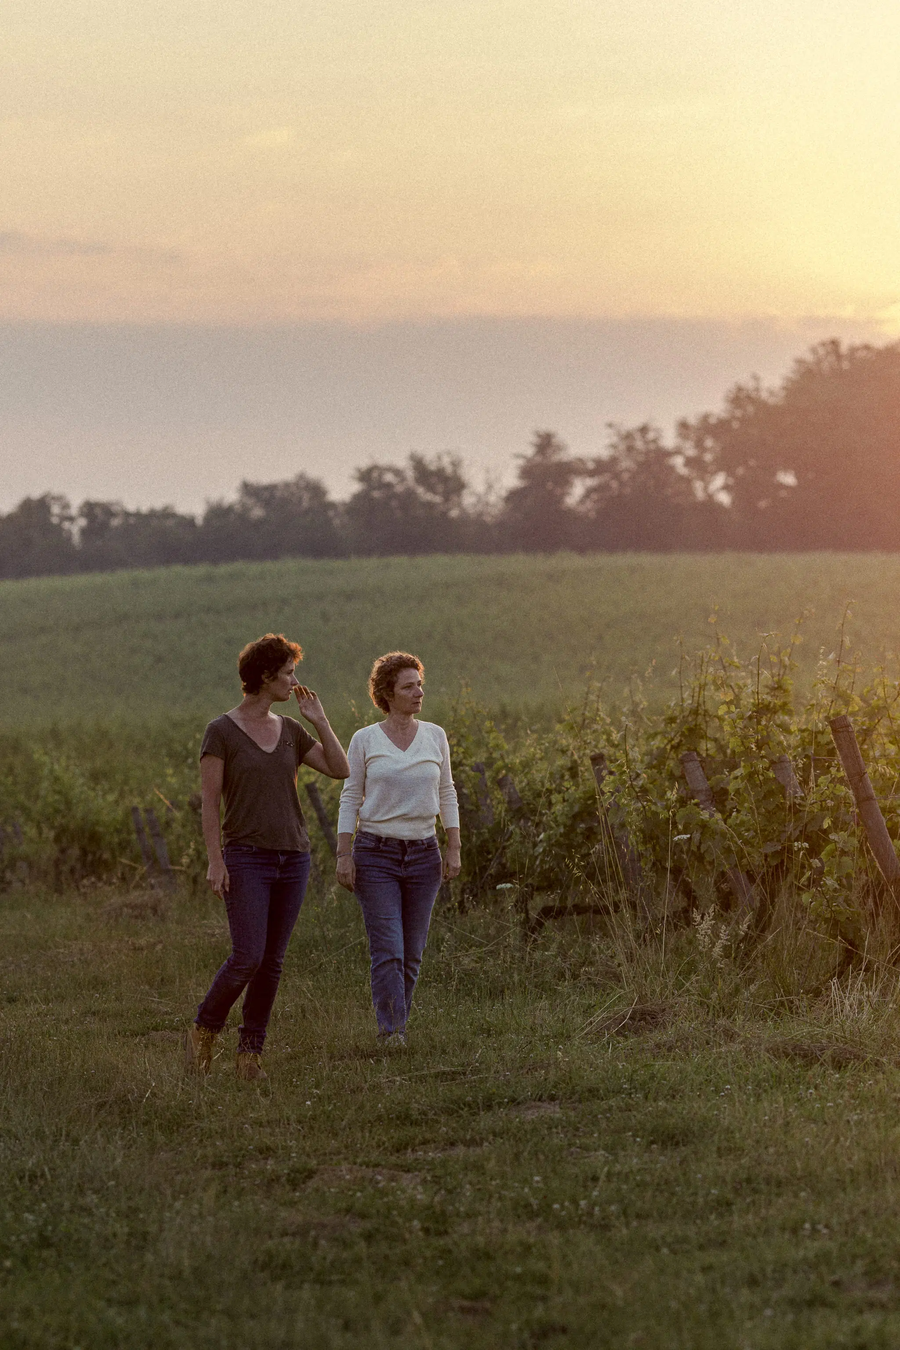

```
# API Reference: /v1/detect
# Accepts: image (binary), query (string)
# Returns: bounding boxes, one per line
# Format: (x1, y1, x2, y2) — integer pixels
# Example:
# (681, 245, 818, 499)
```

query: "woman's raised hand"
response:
(293, 685, 326, 726)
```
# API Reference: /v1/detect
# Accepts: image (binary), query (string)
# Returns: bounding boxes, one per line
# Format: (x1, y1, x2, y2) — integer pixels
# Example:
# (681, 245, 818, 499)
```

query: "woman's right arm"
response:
(200, 754, 229, 896)
(336, 733, 366, 892)
(335, 831, 355, 891)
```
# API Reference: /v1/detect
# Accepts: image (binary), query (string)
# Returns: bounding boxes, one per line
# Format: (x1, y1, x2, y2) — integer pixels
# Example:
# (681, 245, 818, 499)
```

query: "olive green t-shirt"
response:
(200, 714, 318, 852)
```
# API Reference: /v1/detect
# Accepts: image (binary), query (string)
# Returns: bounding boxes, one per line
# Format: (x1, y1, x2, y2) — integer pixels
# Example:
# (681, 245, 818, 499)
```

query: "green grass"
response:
(5, 882, 900, 1348)
(4, 552, 900, 735)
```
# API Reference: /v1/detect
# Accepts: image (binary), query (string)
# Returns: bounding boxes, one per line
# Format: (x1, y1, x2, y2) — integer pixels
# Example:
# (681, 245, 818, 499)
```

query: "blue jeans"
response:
(353, 830, 443, 1037)
(196, 844, 311, 1054)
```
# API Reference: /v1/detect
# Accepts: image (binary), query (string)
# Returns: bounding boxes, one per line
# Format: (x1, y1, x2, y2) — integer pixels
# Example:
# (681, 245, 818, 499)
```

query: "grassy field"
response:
(5, 883, 900, 1349)
(3, 552, 900, 735)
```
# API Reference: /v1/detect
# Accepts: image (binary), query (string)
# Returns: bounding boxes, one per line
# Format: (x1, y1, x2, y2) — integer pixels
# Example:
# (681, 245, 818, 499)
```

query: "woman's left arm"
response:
(442, 826, 461, 880)
(438, 729, 461, 879)
(294, 687, 350, 779)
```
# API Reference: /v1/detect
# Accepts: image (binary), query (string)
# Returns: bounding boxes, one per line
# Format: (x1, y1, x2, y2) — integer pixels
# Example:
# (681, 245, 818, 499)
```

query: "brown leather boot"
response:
(235, 1051, 268, 1082)
(184, 1023, 219, 1075)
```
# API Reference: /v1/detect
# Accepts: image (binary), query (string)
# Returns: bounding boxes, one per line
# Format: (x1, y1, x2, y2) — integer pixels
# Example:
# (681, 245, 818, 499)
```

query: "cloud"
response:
(0, 232, 180, 264)
(0, 231, 113, 257)
(238, 127, 296, 150)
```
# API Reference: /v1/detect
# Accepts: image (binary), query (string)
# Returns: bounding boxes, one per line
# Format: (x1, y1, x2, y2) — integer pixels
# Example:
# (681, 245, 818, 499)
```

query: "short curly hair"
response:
(368, 651, 424, 714)
(238, 633, 303, 694)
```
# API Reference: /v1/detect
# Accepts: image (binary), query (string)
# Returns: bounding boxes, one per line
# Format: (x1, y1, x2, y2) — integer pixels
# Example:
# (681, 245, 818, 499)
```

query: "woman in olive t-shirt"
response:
(185, 633, 349, 1081)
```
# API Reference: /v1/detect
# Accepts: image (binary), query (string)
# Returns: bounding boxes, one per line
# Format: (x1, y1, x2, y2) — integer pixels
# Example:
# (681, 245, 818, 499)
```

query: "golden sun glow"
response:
(2, 0, 900, 326)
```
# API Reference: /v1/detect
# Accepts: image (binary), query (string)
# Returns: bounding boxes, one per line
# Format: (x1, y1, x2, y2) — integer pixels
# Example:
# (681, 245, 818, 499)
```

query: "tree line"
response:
(4, 338, 900, 579)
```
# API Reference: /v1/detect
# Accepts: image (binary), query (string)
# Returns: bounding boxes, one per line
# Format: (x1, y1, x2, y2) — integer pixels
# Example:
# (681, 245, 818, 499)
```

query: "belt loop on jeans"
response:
(359, 831, 386, 848)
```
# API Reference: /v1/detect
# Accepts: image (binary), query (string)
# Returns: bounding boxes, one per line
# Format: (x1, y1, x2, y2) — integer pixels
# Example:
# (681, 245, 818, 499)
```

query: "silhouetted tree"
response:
(78, 501, 199, 570)
(675, 339, 900, 548)
(0, 494, 77, 578)
(576, 424, 726, 550)
(345, 453, 474, 554)
(198, 473, 341, 562)
(500, 431, 584, 551)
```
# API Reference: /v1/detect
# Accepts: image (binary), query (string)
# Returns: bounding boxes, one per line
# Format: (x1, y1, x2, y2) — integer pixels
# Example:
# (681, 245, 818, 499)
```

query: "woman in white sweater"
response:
(336, 651, 461, 1046)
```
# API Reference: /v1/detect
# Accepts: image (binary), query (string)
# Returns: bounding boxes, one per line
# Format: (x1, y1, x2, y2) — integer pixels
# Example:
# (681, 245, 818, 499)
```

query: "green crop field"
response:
(3, 552, 900, 736)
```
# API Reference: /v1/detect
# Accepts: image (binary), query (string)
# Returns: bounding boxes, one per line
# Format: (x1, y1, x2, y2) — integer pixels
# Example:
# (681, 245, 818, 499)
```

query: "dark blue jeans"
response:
(196, 845, 311, 1054)
(353, 831, 443, 1037)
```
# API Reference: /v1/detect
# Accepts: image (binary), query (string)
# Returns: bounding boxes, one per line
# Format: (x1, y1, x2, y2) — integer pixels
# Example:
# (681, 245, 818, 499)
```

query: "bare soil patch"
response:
(307, 1164, 423, 1190)
(509, 1100, 562, 1119)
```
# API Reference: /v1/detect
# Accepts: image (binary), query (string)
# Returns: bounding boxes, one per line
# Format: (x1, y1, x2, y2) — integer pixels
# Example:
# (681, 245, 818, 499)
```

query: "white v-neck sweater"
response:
(337, 721, 460, 840)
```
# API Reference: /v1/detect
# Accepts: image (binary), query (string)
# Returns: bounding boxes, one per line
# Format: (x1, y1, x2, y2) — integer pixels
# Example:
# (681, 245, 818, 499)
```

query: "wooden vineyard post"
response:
(679, 752, 716, 813)
(679, 751, 759, 916)
(452, 766, 494, 914)
(498, 773, 527, 819)
(131, 806, 155, 876)
(132, 807, 175, 888)
(456, 763, 495, 832)
(305, 782, 338, 857)
(144, 807, 176, 889)
(471, 763, 495, 828)
(772, 754, 803, 800)
(492, 771, 532, 924)
(0, 820, 22, 862)
(590, 751, 647, 914)
(828, 714, 900, 898)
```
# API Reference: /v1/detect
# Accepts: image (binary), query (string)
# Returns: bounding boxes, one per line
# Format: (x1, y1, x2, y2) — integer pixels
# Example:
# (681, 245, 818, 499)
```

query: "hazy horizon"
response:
(0, 313, 884, 515)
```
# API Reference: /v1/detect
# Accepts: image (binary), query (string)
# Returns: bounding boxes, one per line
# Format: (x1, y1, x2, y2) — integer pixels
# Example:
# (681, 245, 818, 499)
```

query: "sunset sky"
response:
(2, 0, 898, 507)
